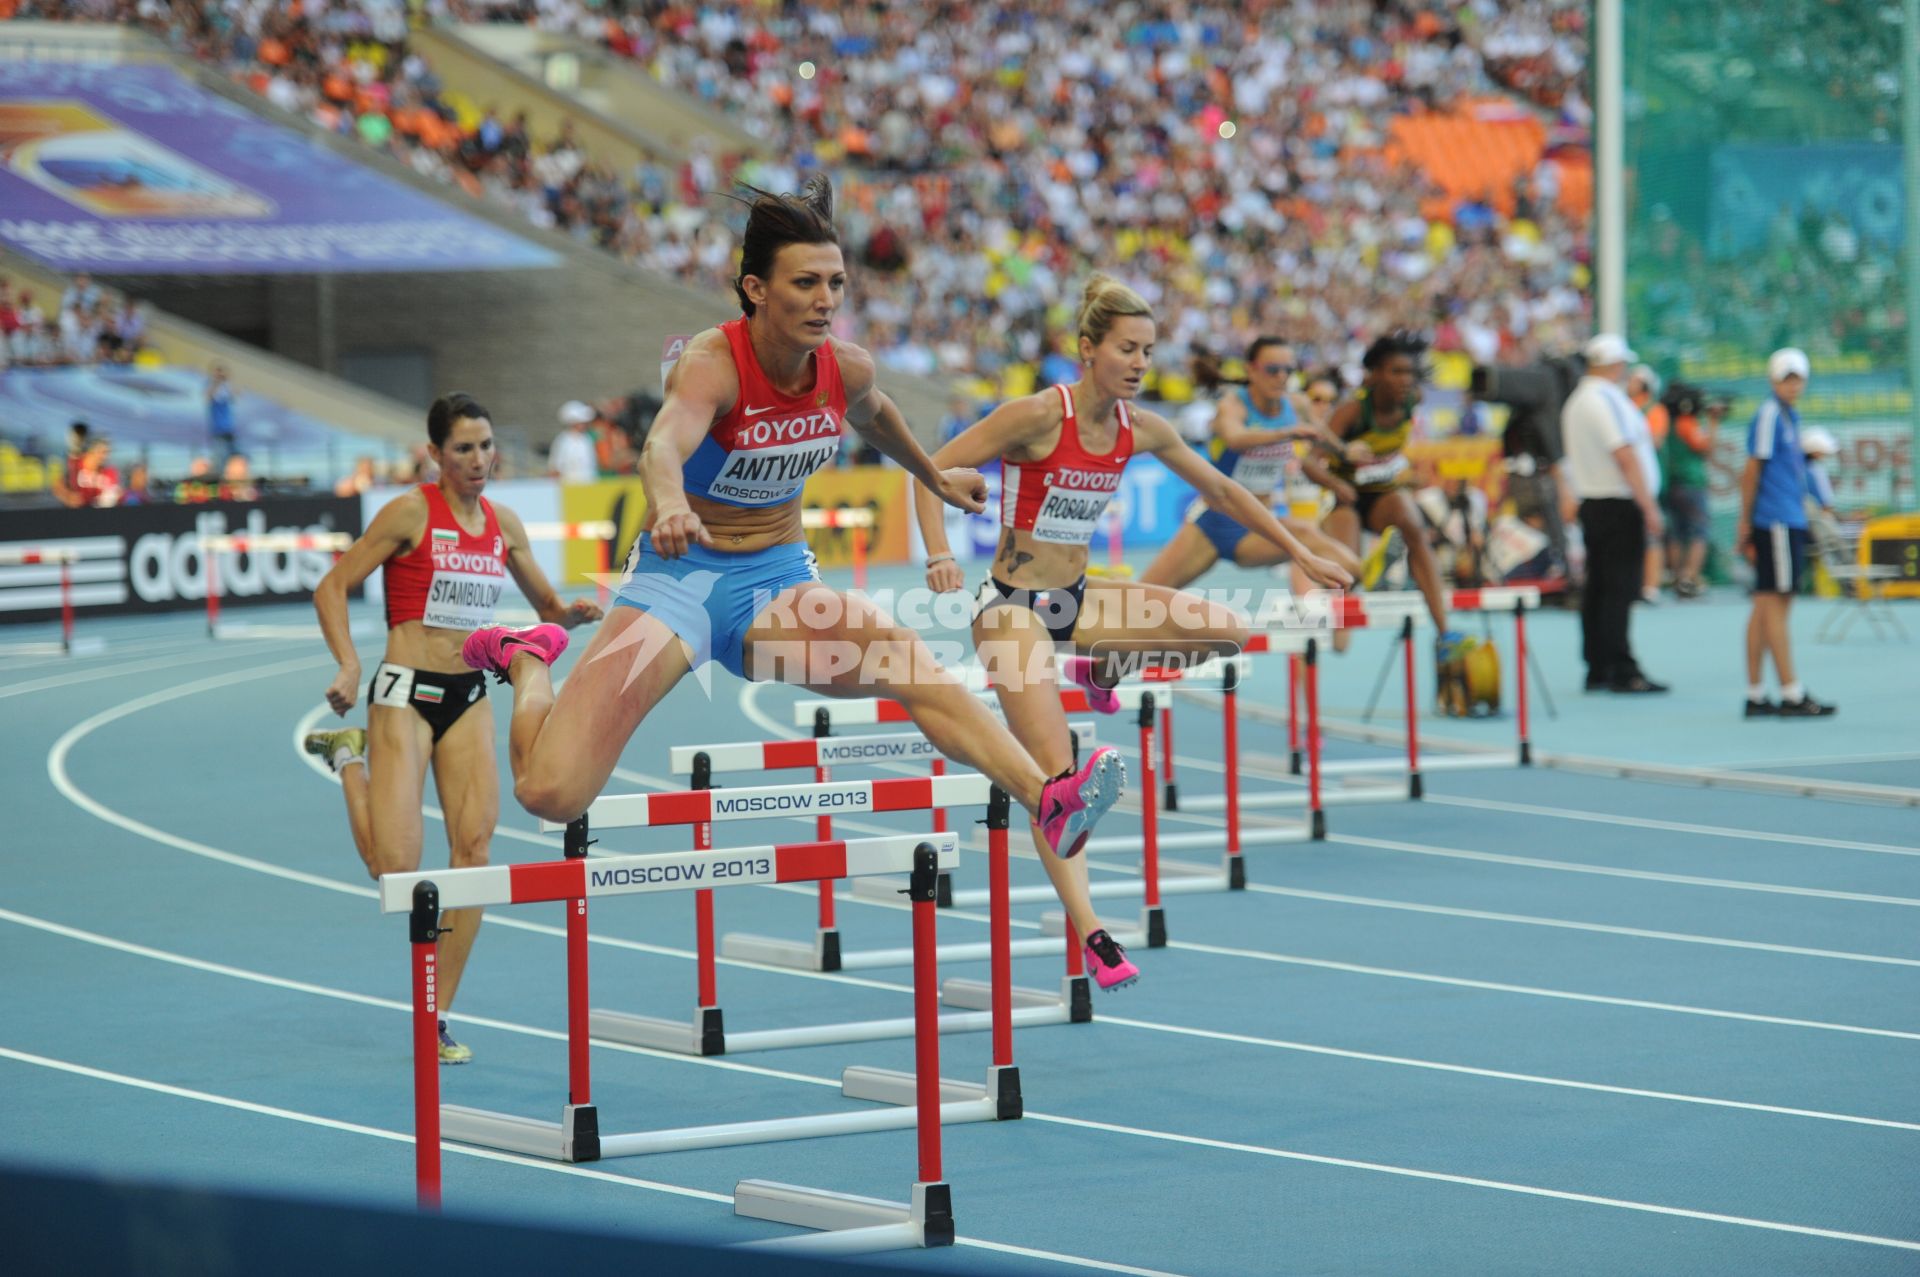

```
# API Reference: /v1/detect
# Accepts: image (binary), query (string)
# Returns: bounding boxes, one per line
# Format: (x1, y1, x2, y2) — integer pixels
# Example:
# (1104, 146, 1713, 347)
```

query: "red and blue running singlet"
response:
(383, 483, 507, 630)
(1000, 384, 1133, 545)
(681, 317, 849, 507)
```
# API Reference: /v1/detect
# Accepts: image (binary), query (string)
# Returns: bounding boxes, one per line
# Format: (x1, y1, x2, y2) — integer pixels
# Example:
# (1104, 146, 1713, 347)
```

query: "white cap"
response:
(558, 400, 595, 425)
(1582, 333, 1636, 366)
(1801, 426, 1839, 457)
(1628, 363, 1661, 396)
(1767, 347, 1810, 383)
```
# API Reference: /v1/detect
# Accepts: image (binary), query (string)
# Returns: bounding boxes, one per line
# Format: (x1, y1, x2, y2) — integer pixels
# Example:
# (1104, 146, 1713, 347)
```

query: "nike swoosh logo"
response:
(743, 405, 777, 417)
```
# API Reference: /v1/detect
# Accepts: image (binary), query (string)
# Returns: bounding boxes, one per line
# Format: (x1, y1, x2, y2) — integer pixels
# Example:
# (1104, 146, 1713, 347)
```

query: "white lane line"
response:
(1023, 1110, 1920, 1254)
(58, 660, 1920, 1044)
(1705, 750, 1920, 772)
(7, 914, 1917, 1260)
(23, 901, 1908, 1131)
(0, 1048, 1190, 1277)
(1330, 833, 1920, 907)
(1162, 938, 1920, 1042)
(0, 641, 284, 701)
(741, 682, 1920, 969)
(1412, 792, 1920, 860)
(1233, 884, 1920, 968)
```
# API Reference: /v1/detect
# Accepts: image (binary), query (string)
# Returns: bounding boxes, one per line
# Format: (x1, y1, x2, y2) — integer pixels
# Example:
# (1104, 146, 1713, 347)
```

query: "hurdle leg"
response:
(929, 757, 951, 906)
(1221, 665, 1246, 889)
(1138, 694, 1166, 946)
(815, 763, 842, 969)
(985, 790, 1022, 1118)
(1307, 639, 1325, 839)
(852, 524, 869, 592)
(1159, 704, 1178, 811)
(59, 558, 73, 656)
(410, 883, 442, 1210)
(562, 819, 599, 1161)
(596, 539, 612, 610)
(1063, 910, 1093, 1023)
(205, 551, 220, 638)
(1287, 653, 1302, 774)
(1402, 617, 1422, 799)
(1515, 602, 1533, 764)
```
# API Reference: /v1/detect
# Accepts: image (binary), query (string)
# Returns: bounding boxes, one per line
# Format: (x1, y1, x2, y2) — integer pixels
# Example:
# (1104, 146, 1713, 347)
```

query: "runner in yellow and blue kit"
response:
(1140, 336, 1359, 589)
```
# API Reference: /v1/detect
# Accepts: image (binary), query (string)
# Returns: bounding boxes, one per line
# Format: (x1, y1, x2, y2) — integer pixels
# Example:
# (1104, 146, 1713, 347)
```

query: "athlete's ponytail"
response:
(427, 392, 490, 446)
(1076, 273, 1153, 351)
(732, 175, 840, 316)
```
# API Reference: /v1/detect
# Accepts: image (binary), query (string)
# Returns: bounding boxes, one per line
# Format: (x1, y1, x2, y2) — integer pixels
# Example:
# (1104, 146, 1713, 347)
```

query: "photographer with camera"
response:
(1472, 353, 1581, 589)
(1559, 334, 1669, 695)
(1658, 381, 1723, 599)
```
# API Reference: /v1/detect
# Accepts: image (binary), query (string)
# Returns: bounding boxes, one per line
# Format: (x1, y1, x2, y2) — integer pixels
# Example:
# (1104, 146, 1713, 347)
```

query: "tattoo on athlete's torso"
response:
(997, 530, 1035, 573)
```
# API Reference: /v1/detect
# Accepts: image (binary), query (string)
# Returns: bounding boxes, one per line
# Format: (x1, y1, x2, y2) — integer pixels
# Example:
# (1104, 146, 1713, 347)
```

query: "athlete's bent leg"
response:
(499, 607, 693, 822)
(428, 702, 500, 1014)
(1373, 492, 1450, 635)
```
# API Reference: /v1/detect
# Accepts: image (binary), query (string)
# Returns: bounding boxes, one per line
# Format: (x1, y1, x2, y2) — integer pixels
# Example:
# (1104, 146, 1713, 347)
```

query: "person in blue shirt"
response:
(206, 364, 237, 460)
(1736, 347, 1835, 718)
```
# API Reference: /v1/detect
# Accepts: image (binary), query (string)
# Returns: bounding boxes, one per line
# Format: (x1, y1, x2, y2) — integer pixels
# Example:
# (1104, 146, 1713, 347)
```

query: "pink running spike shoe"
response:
(1083, 928, 1140, 991)
(462, 623, 569, 681)
(1061, 654, 1121, 714)
(1035, 745, 1125, 859)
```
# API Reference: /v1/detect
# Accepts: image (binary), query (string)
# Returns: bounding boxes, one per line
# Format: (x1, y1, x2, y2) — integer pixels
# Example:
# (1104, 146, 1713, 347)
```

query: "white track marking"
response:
(6, 910, 1917, 1264)
(1412, 792, 1920, 860)
(1329, 833, 1920, 907)
(0, 1047, 1190, 1276)
(1704, 749, 1920, 771)
(0, 641, 282, 701)
(1162, 938, 1920, 1041)
(11, 904, 1912, 1136)
(1022, 1111, 1920, 1254)
(1233, 884, 1920, 967)
(50, 658, 1920, 1056)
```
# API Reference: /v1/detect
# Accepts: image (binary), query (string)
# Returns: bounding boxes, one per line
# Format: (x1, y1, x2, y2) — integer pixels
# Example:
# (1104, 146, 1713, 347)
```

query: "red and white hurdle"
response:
(544, 772, 1077, 1056)
(801, 506, 876, 590)
(0, 543, 114, 655)
(385, 832, 964, 1251)
(673, 723, 1098, 973)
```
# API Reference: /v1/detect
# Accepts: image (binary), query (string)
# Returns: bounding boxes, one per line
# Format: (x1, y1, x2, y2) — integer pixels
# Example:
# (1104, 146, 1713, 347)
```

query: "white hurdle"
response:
(672, 722, 1098, 973)
(543, 773, 1083, 1055)
(386, 835, 965, 1251)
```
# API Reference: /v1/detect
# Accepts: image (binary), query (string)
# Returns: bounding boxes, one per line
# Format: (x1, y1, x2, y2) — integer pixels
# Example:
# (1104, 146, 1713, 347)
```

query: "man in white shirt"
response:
(1558, 334, 1668, 694)
(547, 400, 598, 483)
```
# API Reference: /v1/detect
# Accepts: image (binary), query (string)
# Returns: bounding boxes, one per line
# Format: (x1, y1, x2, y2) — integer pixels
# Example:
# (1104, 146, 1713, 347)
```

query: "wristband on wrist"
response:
(925, 553, 955, 568)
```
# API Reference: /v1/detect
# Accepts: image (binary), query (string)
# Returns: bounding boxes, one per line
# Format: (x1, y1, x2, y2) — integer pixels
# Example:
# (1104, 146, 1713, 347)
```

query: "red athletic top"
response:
(383, 484, 508, 631)
(1000, 384, 1133, 545)
(680, 317, 848, 507)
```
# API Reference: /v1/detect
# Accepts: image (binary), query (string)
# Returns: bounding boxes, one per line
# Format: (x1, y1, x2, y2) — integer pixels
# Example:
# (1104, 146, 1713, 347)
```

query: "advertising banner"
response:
(0, 63, 558, 274)
(0, 496, 361, 623)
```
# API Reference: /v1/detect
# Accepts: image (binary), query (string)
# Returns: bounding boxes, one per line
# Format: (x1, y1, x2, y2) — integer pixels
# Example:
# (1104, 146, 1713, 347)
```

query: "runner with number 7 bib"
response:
(305, 393, 602, 1064)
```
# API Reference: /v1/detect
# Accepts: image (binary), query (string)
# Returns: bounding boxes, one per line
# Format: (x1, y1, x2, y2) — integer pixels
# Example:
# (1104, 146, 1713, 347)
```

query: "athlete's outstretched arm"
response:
(838, 344, 987, 516)
(312, 491, 426, 715)
(1210, 392, 1328, 453)
(496, 505, 602, 629)
(1136, 410, 1354, 590)
(639, 332, 736, 559)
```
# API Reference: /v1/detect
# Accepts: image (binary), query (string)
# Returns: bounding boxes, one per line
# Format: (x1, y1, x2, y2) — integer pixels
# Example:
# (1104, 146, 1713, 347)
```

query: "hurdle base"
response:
(564, 1103, 599, 1163)
(1082, 826, 1307, 855)
(1410, 771, 1424, 800)
(1311, 808, 1327, 840)
(1164, 782, 1179, 812)
(735, 1180, 952, 1252)
(842, 1064, 1022, 1121)
(1520, 741, 1533, 766)
(722, 930, 840, 972)
(590, 1006, 725, 1056)
(1228, 855, 1247, 890)
(598, 1094, 996, 1159)
(940, 976, 1064, 1013)
(1144, 905, 1168, 948)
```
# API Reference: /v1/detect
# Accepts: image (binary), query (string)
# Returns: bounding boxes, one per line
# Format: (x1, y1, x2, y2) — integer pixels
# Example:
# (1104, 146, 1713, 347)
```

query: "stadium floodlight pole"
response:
(1904, 0, 1920, 484)
(1594, 0, 1625, 335)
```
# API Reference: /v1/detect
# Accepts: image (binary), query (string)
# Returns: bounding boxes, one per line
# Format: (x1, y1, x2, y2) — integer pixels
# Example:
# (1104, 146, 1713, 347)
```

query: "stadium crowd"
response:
(31, 0, 1594, 391)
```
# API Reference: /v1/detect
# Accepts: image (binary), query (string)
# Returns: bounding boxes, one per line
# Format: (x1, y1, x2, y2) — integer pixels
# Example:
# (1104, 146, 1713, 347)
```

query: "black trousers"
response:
(1579, 498, 1645, 683)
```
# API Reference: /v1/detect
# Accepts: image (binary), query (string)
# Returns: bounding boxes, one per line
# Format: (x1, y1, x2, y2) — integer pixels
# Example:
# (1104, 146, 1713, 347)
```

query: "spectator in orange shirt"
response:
(1629, 366, 1669, 602)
